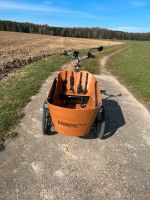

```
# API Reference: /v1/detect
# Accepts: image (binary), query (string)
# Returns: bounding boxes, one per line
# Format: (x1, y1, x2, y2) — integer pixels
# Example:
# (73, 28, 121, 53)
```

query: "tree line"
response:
(0, 20, 150, 41)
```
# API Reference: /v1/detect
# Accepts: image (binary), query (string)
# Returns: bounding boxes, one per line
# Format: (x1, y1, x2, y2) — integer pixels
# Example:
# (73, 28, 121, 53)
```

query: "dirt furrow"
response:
(0, 31, 123, 80)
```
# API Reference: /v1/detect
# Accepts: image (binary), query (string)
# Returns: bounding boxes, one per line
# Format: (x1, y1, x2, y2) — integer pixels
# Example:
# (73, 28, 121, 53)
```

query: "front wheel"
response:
(42, 100, 53, 135)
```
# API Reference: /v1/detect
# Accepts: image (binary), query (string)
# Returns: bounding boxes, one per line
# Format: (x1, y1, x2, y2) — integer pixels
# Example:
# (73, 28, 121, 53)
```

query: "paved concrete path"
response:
(0, 54, 150, 200)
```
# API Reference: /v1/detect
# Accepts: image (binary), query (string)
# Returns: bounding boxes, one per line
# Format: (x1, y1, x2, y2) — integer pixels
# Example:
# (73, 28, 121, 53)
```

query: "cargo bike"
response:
(42, 47, 105, 139)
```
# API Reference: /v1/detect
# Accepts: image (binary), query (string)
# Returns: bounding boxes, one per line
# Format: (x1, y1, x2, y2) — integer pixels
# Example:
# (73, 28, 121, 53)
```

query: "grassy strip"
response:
(81, 44, 127, 74)
(108, 41, 150, 110)
(0, 55, 71, 139)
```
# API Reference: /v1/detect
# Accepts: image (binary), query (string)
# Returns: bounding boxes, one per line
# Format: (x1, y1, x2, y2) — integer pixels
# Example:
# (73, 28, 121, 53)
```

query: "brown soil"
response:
(0, 31, 123, 79)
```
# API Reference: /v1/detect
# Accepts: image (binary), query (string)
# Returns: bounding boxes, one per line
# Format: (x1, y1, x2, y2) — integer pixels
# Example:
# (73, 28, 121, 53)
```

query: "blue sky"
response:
(0, 0, 150, 32)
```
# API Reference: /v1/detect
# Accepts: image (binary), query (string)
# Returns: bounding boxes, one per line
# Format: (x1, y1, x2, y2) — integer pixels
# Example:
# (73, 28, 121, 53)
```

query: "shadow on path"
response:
(102, 98, 125, 139)
(81, 98, 125, 140)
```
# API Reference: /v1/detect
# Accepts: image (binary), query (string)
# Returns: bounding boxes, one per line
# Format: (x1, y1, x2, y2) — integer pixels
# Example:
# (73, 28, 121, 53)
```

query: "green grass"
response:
(81, 54, 98, 74)
(108, 41, 150, 109)
(81, 44, 127, 74)
(0, 55, 71, 139)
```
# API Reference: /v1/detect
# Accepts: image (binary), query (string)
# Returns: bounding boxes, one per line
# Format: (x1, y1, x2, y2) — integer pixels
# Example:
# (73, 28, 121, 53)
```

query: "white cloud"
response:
(45, 1, 52, 5)
(0, 1, 98, 19)
(0, 1, 111, 20)
(0, 1, 65, 13)
(129, 0, 147, 7)
(112, 26, 150, 33)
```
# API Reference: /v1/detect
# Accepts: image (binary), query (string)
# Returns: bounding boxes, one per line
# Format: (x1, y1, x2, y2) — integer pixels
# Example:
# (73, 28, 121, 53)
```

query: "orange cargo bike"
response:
(42, 47, 106, 139)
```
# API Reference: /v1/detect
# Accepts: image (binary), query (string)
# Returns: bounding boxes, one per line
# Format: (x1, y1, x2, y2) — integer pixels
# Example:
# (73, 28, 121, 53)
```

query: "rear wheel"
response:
(42, 100, 53, 135)
(93, 106, 106, 139)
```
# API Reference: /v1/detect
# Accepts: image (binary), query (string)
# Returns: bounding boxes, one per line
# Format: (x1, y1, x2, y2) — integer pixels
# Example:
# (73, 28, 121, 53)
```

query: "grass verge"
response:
(108, 41, 150, 110)
(81, 43, 127, 74)
(0, 55, 71, 140)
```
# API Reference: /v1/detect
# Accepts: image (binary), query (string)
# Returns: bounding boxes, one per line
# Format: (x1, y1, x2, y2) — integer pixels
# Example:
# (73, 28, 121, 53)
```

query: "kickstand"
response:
(100, 90, 122, 99)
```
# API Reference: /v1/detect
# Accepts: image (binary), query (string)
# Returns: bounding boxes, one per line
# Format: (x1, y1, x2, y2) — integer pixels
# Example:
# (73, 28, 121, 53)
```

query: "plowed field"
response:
(0, 31, 122, 79)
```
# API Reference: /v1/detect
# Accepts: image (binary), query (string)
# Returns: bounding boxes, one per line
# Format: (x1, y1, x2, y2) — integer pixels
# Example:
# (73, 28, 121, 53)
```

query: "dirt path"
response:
(0, 52, 150, 200)
(100, 45, 130, 75)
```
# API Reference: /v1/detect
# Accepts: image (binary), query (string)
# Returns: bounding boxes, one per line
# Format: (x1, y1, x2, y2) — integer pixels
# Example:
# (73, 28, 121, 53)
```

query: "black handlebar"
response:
(63, 46, 103, 72)
(64, 46, 103, 58)
(63, 46, 103, 70)
(89, 46, 103, 53)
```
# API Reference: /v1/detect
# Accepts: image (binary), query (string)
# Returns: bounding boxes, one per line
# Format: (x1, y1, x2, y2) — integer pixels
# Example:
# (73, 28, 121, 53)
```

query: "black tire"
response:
(94, 106, 106, 139)
(42, 100, 53, 135)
